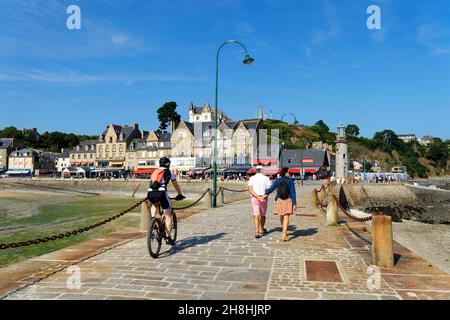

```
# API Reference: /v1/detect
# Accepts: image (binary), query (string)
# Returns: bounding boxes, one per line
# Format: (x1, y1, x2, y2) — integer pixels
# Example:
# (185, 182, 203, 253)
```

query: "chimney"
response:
(170, 120, 176, 133)
(134, 123, 139, 130)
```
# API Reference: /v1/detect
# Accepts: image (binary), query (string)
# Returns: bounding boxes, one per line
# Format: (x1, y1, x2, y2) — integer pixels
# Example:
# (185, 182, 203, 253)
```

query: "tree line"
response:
(0, 126, 98, 153)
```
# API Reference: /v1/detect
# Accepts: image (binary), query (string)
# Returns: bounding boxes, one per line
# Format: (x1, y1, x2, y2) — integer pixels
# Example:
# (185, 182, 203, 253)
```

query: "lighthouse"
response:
(335, 123, 349, 182)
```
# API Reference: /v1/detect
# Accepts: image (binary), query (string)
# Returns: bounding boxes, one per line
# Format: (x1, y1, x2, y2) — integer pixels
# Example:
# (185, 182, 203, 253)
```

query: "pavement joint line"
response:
(0, 233, 146, 300)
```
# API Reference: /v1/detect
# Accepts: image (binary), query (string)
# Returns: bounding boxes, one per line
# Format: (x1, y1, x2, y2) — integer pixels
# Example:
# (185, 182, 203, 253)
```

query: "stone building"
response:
(0, 138, 24, 172)
(7, 148, 57, 176)
(70, 140, 97, 169)
(125, 131, 171, 173)
(95, 124, 142, 170)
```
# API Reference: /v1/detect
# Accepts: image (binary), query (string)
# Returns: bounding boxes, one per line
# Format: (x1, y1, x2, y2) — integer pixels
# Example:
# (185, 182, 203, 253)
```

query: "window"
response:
(112, 145, 116, 152)
(90, 154, 93, 159)
(106, 146, 109, 152)
(109, 137, 113, 143)
(85, 146, 89, 151)
(72, 155, 75, 159)
(84, 154, 87, 159)
(99, 146, 103, 152)
(119, 145, 123, 152)
(141, 151, 145, 157)
(77, 155, 81, 159)
(91, 145, 95, 151)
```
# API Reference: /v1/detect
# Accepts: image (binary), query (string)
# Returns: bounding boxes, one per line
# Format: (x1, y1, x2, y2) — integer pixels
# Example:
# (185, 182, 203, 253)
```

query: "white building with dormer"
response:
(188, 102, 230, 123)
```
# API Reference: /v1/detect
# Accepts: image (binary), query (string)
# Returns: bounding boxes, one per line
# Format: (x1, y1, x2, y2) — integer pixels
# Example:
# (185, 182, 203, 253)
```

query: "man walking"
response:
(248, 166, 272, 238)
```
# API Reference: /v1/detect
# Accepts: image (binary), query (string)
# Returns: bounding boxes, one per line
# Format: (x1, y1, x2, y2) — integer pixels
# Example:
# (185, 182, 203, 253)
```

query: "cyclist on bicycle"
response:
(147, 157, 185, 245)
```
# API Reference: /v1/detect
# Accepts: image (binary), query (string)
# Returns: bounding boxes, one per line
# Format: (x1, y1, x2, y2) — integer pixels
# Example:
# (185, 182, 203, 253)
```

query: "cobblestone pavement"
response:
(4, 185, 450, 300)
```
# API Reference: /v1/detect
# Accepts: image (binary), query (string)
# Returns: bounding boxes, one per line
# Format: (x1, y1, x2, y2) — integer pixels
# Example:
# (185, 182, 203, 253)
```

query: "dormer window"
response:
(130, 143, 134, 150)
(76, 146, 80, 151)
(85, 145, 89, 151)
(91, 145, 95, 151)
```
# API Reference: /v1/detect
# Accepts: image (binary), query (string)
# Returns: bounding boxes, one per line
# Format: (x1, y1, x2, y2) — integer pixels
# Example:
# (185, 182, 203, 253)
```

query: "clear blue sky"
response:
(0, 0, 449, 139)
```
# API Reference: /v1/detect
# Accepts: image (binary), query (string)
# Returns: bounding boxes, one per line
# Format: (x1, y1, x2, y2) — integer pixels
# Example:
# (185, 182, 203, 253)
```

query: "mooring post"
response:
(311, 190, 319, 207)
(326, 196, 338, 225)
(208, 190, 214, 208)
(372, 213, 395, 268)
(140, 200, 150, 231)
(220, 189, 225, 205)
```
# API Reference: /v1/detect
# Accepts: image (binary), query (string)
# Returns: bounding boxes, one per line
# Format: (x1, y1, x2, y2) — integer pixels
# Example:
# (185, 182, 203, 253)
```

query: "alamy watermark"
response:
(366, 265, 381, 290)
(66, 5, 81, 30)
(66, 265, 82, 290)
(367, 5, 382, 30)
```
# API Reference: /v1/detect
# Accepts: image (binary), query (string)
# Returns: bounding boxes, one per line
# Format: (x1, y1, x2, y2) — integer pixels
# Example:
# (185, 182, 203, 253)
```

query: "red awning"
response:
(247, 169, 257, 174)
(264, 169, 281, 175)
(305, 169, 318, 173)
(253, 159, 278, 165)
(133, 169, 154, 175)
(289, 169, 301, 174)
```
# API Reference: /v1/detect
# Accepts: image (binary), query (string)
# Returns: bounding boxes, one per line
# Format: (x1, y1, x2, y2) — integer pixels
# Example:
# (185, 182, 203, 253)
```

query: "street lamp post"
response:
(212, 40, 254, 208)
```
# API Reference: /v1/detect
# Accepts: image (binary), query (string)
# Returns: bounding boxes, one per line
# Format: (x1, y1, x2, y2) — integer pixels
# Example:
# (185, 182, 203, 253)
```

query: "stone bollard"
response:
(220, 189, 225, 205)
(208, 190, 214, 208)
(311, 190, 319, 207)
(140, 200, 150, 231)
(326, 197, 338, 225)
(371, 214, 395, 268)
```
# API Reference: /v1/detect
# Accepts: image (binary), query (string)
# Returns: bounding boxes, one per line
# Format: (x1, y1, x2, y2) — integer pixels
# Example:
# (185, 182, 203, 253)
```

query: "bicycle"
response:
(147, 196, 184, 258)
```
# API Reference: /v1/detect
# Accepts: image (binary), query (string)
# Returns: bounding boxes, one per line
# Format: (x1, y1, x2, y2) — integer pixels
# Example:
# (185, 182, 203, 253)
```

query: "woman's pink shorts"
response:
(251, 197, 268, 216)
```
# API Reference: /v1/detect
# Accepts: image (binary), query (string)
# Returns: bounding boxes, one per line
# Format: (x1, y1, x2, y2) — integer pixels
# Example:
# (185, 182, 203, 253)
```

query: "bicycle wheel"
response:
(147, 217, 162, 258)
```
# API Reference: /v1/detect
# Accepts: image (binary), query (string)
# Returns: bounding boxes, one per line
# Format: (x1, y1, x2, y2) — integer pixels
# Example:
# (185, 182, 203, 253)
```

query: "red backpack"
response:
(149, 169, 166, 190)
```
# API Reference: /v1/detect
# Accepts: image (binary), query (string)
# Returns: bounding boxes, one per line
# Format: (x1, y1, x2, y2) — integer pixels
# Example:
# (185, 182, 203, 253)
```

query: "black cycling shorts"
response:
(148, 191, 171, 211)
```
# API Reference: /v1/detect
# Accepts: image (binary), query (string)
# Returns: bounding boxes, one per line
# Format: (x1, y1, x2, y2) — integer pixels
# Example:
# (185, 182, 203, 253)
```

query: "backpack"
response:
(277, 178, 290, 200)
(149, 169, 166, 190)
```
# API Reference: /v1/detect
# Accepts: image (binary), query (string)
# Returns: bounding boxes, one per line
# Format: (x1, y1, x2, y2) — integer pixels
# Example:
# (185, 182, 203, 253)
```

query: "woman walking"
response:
(265, 167, 297, 241)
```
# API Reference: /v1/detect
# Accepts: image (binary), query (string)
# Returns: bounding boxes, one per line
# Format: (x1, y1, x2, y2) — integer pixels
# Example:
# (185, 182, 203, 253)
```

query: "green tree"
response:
(345, 124, 360, 137)
(0, 126, 23, 139)
(426, 139, 449, 168)
(157, 102, 181, 131)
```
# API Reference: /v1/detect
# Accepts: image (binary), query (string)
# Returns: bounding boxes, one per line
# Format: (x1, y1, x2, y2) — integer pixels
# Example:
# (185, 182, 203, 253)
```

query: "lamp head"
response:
(243, 54, 254, 65)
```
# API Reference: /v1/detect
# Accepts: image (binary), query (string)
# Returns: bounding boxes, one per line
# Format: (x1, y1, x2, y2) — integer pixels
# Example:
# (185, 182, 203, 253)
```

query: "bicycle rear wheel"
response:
(147, 217, 162, 258)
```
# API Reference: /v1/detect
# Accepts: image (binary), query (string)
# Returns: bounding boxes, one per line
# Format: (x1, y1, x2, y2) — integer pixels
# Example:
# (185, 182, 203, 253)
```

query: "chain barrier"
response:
(332, 195, 373, 222)
(1, 186, 247, 250)
(172, 189, 212, 211)
(342, 221, 372, 245)
(0, 198, 147, 250)
(220, 186, 249, 194)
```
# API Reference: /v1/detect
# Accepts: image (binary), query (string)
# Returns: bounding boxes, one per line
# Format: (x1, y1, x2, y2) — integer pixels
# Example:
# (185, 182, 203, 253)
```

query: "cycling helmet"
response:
(159, 157, 171, 169)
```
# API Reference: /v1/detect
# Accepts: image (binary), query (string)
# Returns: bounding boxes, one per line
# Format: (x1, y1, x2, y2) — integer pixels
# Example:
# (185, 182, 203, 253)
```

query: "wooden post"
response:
(220, 189, 225, 205)
(208, 190, 213, 208)
(326, 196, 338, 225)
(311, 190, 319, 207)
(372, 214, 395, 268)
(140, 200, 150, 231)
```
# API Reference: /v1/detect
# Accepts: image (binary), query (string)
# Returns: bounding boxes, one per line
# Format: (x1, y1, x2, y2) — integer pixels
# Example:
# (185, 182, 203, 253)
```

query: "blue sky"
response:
(0, 0, 449, 139)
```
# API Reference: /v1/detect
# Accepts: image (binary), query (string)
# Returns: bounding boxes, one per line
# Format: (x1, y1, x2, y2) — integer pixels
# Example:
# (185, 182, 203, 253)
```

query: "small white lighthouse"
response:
(335, 123, 349, 182)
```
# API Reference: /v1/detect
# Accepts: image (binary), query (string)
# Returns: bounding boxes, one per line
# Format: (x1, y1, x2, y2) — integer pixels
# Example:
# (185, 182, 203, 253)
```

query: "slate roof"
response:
(0, 138, 13, 149)
(282, 149, 329, 167)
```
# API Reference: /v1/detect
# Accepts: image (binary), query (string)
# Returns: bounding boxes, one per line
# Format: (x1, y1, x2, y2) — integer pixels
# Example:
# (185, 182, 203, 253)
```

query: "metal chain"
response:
(332, 195, 373, 222)
(0, 198, 147, 250)
(220, 186, 249, 193)
(172, 189, 211, 211)
(343, 220, 372, 245)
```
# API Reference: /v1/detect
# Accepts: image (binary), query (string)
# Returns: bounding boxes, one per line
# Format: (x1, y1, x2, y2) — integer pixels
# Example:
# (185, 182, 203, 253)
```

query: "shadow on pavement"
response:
(289, 228, 318, 240)
(159, 232, 227, 258)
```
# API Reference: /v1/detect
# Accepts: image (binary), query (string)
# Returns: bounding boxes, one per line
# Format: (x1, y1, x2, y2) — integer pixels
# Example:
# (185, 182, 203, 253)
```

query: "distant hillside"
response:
(259, 119, 449, 178)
